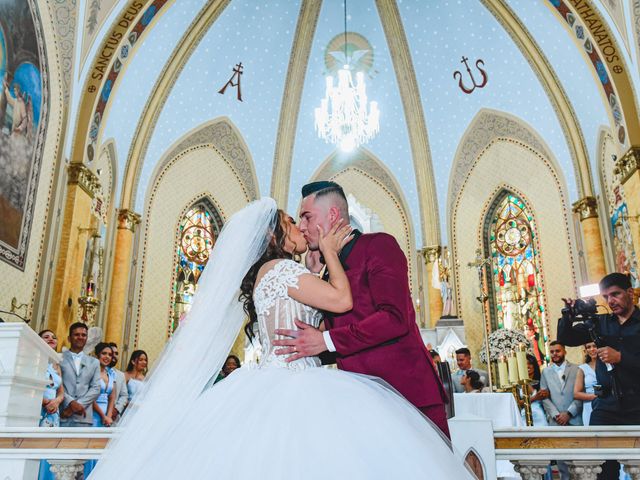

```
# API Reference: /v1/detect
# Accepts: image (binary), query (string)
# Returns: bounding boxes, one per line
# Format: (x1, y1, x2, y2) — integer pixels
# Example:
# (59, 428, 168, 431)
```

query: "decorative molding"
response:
(512, 461, 551, 480)
(546, 0, 640, 146)
(117, 209, 141, 232)
(50, 0, 77, 100)
(121, 0, 232, 209)
(376, 0, 439, 245)
(615, 146, 640, 184)
(421, 246, 441, 264)
(70, 0, 171, 165)
(448, 109, 553, 217)
(572, 196, 599, 220)
(565, 460, 603, 480)
(481, 0, 594, 198)
(270, 0, 322, 205)
(139, 119, 259, 204)
(67, 163, 101, 198)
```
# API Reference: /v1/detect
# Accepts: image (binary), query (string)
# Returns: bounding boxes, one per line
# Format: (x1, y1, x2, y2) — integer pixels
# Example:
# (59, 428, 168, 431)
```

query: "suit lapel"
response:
(321, 229, 362, 281)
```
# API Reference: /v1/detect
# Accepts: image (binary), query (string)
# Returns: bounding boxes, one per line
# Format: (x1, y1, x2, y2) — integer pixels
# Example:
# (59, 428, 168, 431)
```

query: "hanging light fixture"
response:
(314, 0, 380, 152)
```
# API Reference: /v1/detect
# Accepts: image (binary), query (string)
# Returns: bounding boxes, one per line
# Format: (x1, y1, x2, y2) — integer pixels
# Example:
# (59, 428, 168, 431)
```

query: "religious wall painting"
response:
(0, 0, 47, 270)
(608, 184, 639, 289)
(486, 193, 549, 364)
(171, 200, 224, 333)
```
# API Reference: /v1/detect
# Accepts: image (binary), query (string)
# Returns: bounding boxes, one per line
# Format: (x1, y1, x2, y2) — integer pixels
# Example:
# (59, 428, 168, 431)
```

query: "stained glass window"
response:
(487, 193, 549, 364)
(171, 200, 223, 333)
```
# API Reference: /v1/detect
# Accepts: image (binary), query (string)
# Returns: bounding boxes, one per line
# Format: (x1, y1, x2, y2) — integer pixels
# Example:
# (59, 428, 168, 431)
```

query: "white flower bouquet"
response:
(479, 328, 534, 363)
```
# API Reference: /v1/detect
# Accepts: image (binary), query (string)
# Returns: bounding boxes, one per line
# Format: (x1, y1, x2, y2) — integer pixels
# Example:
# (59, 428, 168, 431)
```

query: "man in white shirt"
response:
(60, 322, 100, 426)
(540, 341, 582, 480)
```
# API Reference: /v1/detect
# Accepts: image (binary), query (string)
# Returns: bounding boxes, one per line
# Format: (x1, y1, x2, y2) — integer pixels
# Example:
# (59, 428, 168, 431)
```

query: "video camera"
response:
(561, 297, 622, 402)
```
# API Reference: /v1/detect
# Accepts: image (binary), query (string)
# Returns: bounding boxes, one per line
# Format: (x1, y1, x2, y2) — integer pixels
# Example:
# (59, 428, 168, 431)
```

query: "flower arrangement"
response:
(479, 328, 534, 363)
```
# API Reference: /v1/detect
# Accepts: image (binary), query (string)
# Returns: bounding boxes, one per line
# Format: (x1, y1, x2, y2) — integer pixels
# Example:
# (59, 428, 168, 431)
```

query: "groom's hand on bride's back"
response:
(273, 319, 327, 362)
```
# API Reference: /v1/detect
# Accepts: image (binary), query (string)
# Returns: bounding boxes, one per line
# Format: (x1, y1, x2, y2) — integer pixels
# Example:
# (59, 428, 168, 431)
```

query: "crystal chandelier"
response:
(314, 1, 379, 152)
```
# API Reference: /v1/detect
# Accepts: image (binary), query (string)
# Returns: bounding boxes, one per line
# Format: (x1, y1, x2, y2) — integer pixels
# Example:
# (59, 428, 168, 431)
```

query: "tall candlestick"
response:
(507, 352, 519, 385)
(497, 356, 509, 388)
(516, 343, 529, 381)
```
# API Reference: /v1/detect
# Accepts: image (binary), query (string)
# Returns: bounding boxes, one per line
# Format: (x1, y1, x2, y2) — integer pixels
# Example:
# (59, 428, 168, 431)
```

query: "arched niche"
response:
(129, 118, 258, 361)
(307, 148, 420, 313)
(449, 110, 578, 362)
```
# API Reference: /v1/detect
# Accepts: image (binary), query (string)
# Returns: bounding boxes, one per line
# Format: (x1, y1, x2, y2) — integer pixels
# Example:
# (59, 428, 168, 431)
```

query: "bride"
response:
(89, 198, 473, 479)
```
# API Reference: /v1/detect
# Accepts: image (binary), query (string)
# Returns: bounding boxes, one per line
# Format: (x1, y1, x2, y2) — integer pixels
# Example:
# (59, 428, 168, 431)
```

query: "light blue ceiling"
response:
(102, 0, 209, 207)
(288, 0, 418, 235)
(137, 0, 301, 211)
(506, 0, 610, 192)
(97, 0, 628, 246)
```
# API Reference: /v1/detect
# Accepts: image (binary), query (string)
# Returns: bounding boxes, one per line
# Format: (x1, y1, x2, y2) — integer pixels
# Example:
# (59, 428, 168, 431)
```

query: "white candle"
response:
(507, 353, 519, 385)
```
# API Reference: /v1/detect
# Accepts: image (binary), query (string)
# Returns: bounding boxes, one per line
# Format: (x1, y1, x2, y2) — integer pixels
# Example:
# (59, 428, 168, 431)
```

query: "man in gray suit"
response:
(108, 342, 129, 421)
(452, 347, 489, 393)
(540, 341, 582, 480)
(60, 322, 101, 426)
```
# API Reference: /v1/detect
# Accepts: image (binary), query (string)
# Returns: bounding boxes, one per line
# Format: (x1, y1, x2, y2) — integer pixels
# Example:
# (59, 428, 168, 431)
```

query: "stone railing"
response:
(0, 427, 113, 479)
(495, 426, 640, 480)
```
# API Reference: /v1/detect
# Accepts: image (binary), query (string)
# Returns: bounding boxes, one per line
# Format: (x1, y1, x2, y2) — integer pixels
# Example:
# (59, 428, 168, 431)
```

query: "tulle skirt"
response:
(121, 365, 472, 479)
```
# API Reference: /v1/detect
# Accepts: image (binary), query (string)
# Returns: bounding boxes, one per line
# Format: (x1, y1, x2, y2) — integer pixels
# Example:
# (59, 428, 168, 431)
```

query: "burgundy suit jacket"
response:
(325, 232, 447, 409)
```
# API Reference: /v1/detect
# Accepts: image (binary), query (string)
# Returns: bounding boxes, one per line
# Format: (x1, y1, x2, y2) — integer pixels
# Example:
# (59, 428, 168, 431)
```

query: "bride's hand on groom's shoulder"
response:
(318, 219, 353, 257)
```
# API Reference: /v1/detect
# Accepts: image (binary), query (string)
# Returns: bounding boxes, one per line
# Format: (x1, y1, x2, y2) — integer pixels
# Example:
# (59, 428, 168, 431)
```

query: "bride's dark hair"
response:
(239, 209, 293, 339)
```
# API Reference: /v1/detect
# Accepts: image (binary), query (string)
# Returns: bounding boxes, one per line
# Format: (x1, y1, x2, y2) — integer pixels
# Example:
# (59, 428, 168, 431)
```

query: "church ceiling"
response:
(90, 0, 635, 245)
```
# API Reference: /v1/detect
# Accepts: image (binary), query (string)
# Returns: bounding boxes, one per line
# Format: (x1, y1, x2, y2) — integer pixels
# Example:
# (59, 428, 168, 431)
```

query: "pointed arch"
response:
(129, 118, 257, 360)
(449, 110, 577, 362)
(308, 147, 418, 298)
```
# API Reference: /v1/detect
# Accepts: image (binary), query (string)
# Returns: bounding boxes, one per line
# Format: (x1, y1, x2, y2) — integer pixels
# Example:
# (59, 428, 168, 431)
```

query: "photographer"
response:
(558, 273, 640, 480)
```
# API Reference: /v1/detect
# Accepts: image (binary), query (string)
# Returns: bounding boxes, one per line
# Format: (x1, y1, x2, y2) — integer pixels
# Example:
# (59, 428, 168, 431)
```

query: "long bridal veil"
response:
(89, 197, 277, 479)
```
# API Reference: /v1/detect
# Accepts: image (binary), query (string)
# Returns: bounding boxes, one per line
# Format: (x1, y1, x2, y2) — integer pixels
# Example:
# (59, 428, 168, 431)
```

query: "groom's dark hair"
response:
(302, 181, 349, 219)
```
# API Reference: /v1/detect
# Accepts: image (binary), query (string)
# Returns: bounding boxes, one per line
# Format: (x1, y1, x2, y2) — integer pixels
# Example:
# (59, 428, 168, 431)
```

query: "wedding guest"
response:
(429, 350, 441, 363)
(92, 343, 116, 427)
(573, 341, 598, 426)
(38, 330, 64, 480)
(540, 341, 582, 480)
(460, 370, 484, 393)
(453, 348, 488, 393)
(213, 355, 242, 385)
(107, 342, 129, 421)
(125, 350, 148, 401)
(59, 322, 100, 427)
(524, 354, 549, 426)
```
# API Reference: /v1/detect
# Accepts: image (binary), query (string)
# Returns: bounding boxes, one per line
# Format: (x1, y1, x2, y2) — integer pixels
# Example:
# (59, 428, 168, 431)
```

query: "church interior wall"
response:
(130, 129, 257, 363)
(451, 137, 579, 365)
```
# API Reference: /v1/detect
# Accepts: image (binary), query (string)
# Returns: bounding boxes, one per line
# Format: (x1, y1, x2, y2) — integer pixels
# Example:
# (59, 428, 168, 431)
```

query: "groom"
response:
(273, 181, 450, 437)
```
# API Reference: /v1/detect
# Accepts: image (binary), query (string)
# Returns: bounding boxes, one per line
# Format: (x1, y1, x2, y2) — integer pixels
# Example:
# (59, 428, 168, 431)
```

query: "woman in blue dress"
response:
(85, 343, 116, 475)
(38, 330, 64, 480)
(125, 350, 148, 402)
(574, 341, 598, 425)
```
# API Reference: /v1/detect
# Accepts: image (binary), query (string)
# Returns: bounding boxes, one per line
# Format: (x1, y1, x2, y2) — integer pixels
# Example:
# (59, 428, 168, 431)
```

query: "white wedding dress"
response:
(118, 259, 473, 479)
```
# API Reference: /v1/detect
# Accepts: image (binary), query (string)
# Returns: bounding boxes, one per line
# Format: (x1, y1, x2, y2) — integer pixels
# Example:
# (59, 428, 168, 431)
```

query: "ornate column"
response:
(566, 460, 603, 480)
(511, 461, 551, 480)
(422, 246, 443, 328)
(572, 196, 607, 282)
(48, 164, 101, 342)
(615, 148, 640, 269)
(622, 460, 640, 480)
(105, 209, 141, 347)
(49, 460, 86, 480)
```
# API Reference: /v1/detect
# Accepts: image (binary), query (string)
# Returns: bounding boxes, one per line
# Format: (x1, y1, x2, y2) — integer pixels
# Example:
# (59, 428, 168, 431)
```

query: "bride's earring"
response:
(293, 253, 301, 263)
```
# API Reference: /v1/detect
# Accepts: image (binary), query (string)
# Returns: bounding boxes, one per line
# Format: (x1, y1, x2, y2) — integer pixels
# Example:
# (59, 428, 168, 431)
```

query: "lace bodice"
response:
(253, 259, 322, 370)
